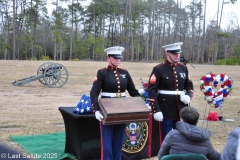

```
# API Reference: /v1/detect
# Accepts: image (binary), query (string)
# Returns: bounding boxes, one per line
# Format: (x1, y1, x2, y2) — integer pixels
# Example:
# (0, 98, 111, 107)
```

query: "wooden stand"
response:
(98, 97, 150, 125)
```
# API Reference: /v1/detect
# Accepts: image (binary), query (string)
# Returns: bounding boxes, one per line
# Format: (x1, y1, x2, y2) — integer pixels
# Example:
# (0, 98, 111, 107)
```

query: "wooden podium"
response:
(98, 97, 150, 125)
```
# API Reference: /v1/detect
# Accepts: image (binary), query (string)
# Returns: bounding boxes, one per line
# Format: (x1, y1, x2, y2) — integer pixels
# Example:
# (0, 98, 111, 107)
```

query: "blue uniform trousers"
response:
(160, 119, 178, 143)
(102, 123, 126, 160)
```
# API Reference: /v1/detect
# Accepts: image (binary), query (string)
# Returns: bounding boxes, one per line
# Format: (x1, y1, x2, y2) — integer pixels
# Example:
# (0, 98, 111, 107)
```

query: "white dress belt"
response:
(158, 90, 183, 95)
(101, 92, 126, 97)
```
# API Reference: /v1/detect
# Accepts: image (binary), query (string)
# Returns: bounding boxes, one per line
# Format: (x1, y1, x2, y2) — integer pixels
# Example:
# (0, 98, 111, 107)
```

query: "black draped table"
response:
(59, 107, 161, 160)
(59, 107, 101, 160)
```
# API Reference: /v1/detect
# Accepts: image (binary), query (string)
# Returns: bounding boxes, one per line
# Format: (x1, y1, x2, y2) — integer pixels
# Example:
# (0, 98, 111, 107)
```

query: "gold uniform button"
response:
(118, 86, 120, 88)
(115, 74, 117, 76)
(116, 77, 119, 80)
(114, 71, 116, 73)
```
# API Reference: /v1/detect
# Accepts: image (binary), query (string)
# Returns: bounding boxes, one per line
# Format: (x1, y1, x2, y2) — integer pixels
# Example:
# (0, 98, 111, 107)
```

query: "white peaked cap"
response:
(162, 42, 183, 54)
(104, 46, 125, 59)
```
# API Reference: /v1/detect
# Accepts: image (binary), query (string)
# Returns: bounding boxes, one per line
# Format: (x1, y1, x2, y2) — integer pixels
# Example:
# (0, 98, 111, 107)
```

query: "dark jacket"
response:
(158, 121, 220, 160)
(90, 65, 140, 112)
(148, 60, 193, 119)
(220, 127, 240, 160)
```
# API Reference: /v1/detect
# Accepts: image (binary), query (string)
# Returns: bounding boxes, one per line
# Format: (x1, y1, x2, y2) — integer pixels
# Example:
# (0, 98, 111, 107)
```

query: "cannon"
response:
(12, 62, 69, 88)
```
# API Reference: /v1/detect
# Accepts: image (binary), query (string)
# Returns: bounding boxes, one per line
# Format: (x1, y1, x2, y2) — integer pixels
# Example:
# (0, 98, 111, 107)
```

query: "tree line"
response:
(0, 0, 239, 64)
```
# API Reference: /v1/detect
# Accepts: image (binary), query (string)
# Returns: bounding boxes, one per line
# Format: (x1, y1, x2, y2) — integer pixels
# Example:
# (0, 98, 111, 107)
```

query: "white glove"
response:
(95, 111, 103, 121)
(180, 92, 191, 104)
(153, 112, 163, 122)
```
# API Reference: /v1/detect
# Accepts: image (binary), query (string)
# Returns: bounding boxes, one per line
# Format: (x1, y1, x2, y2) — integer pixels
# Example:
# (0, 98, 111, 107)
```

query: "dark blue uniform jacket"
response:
(90, 65, 140, 112)
(148, 60, 194, 120)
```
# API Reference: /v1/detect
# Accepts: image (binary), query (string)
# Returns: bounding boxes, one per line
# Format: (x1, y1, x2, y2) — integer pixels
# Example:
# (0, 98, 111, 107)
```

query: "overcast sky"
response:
(181, 0, 240, 29)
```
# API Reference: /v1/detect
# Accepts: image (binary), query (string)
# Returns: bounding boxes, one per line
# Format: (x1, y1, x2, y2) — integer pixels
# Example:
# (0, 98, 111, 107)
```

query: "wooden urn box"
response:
(98, 97, 150, 125)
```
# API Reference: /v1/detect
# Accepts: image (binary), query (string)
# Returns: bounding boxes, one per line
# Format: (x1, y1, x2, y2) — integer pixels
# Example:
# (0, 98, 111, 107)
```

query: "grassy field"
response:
(0, 60, 240, 159)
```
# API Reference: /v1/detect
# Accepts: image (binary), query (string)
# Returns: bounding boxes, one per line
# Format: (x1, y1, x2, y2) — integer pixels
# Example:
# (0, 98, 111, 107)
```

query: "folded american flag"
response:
(73, 94, 92, 115)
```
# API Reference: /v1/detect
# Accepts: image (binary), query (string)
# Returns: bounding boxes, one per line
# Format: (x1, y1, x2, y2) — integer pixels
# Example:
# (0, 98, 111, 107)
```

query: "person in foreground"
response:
(148, 42, 194, 143)
(220, 111, 240, 160)
(90, 46, 140, 160)
(158, 106, 220, 160)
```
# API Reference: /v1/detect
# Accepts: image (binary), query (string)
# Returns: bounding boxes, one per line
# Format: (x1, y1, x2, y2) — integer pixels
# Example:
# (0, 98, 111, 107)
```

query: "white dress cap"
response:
(162, 42, 183, 54)
(104, 46, 125, 59)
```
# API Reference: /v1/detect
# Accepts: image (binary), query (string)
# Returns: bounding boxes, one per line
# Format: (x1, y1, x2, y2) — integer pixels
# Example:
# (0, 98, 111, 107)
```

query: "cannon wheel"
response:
(43, 63, 69, 88)
(37, 62, 54, 85)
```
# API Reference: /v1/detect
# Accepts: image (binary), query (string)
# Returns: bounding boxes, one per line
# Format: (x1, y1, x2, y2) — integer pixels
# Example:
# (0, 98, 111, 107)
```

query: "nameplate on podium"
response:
(98, 97, 150, 125)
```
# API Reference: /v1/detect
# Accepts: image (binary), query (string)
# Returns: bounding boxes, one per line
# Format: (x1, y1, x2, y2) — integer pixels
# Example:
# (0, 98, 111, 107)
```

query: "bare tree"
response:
(150, 0, 156, 62)
(69, 0, 74, 60)
(200, 0, 206, 63)
(12, 0, 16, 60)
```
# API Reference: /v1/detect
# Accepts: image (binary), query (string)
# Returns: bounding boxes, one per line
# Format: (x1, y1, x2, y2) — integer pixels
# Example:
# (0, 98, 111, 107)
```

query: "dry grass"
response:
(1, 60, 240, 160)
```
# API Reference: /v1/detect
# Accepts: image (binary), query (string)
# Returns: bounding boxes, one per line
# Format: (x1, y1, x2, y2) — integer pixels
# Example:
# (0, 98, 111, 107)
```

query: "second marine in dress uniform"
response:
(148, 42, 194, 144)
(90, 46, 140, 160)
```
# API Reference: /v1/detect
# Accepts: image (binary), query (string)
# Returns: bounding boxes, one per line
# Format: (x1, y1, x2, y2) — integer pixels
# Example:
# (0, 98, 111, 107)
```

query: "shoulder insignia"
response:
(150, 74, 156, 84)
(93, 76, 97, 82)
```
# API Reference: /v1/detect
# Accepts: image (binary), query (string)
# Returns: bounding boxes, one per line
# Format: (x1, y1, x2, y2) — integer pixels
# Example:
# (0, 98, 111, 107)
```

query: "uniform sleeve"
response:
(148, 67, 161, 112)
(126, 71, 140, 97)
(90, 70, 104, 112)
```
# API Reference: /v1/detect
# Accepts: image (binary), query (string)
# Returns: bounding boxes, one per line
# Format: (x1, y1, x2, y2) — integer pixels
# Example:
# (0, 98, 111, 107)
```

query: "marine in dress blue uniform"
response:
(147, 42, 194, 144)
(90, 46, 140, 160)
